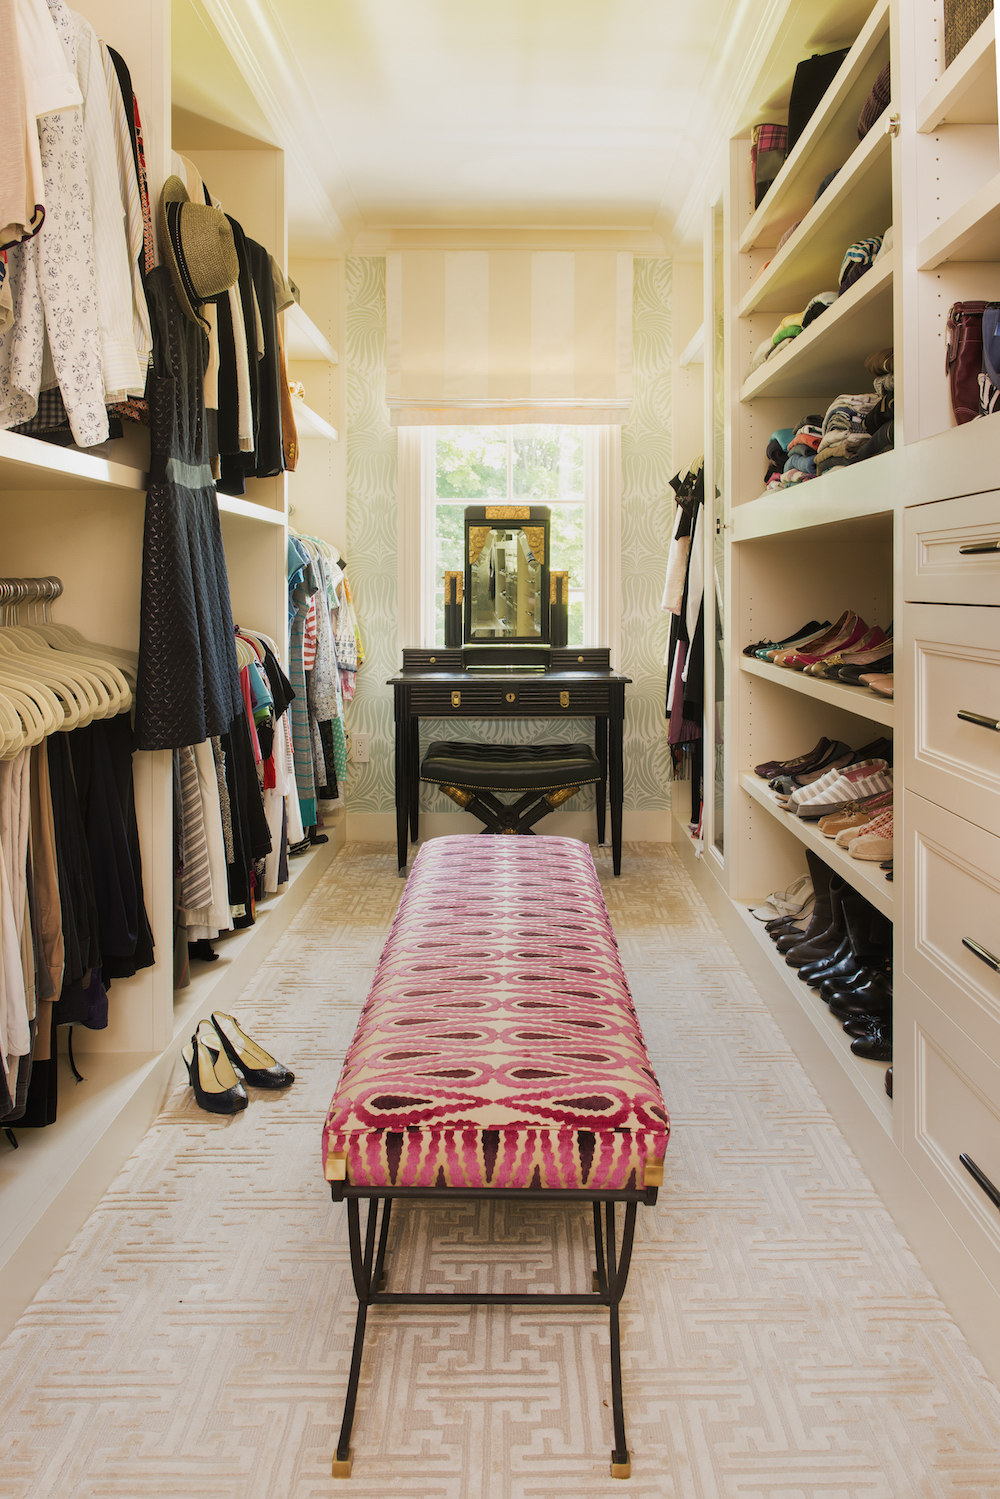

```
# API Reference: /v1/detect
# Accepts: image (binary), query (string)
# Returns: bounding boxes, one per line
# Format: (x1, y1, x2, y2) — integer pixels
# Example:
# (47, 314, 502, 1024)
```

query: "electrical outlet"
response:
(354, 732, 370, 763)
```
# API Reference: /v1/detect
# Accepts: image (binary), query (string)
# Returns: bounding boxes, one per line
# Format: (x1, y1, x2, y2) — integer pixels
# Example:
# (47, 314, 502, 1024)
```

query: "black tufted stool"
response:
(420, 740, 603, 836)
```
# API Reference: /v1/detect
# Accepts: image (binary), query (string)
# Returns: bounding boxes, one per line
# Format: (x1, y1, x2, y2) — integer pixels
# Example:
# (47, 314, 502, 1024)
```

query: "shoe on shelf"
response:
(849, 813, 894, 860)
(839, 656, 893, 683)
(211, 1012, 296, 1089)
(183, 1029, 249, 1116)
(780, 614, 873, 670)
(793, 766, 893, 820)
(784, 873, 848, 968)
(754, 620, 834, 661)
(774, 851, 834, 954)
(819, 789, 893, 837)
(744, 620, 828, 659)
(754, 737, 832, 780)
(885, 1065, 893, 1098)
(835, 805, 892, 847)
(750, 871, 814, 919)
(851, 1023, 892, 1062)
(768, 740, 853, 792)
(766, 610, 855, 665)
(863, 673, 894, 698)
(803, 626, 888, 677)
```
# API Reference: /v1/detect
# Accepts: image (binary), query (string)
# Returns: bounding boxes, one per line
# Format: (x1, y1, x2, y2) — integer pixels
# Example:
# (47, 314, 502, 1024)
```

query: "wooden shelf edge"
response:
(740, 656, 894, 726)
(0, 428, 147, 494)
(916, 12, 996, 132)
(740, 256, 893, 400)
(740, 771, 895, 920)
(733, 903, 894, 1134)
(291, 394, 340, 441)
(217, 495, 286, 526)
(738, 0, 891, 253)
(917, 171, 1000, 269)
(284, 302, 339, 364)
(732, 464, 896, 540)
(739, 127, 890, 318)
(679, 323, 705, 366)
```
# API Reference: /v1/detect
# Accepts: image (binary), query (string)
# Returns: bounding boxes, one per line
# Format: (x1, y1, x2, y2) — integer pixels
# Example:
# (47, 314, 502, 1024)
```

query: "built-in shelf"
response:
(291, 395, 339, 441)
(741, 256, 893, 400)
(732, 454, 896, 540)
(917, 12, 996, 131)
(217, 495, 286, 526)
(918, 171, 1000, 267)
(284, 302, 339, 364)
(679, 323, 705, 366)
(738, 0, 891, 252)
(0, 429, 147, 495)
(740, 128, 891, 316)
(734, 904, 893, 1133)
(740, 771, 894, 920)
(740, 656, 894, 726)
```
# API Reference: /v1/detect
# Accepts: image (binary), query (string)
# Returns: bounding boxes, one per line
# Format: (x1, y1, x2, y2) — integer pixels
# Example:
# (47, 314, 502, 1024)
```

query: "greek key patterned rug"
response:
(1, 842, 999, 1498)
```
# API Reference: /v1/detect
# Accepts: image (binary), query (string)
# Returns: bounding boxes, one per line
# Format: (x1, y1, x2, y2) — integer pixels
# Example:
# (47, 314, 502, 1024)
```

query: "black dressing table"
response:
(389, 504, 629, 874)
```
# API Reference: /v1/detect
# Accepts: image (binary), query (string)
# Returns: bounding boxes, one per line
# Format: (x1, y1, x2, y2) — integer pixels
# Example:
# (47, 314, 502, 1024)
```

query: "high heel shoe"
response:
(211, 1012, 295, 1089)
(183, 1030, 249, 1115)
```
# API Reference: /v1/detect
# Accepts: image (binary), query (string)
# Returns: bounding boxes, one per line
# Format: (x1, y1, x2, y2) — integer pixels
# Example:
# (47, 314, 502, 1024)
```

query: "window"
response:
(427, 425, 588, 648)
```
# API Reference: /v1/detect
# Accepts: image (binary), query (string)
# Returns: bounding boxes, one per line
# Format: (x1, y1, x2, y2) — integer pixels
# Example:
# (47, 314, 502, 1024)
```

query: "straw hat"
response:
(158, 176, 239, 328)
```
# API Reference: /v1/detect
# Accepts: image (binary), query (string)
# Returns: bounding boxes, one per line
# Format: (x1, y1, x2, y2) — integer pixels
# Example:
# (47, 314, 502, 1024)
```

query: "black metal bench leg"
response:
(603, 1200, 637, 1479)
(334, 1197, 391, 1478)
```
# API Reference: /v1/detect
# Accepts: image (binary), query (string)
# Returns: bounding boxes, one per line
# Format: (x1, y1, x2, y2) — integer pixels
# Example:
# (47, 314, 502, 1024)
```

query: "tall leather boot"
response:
(775, 850, 832, 953)
(796, 880, 851, 980)
(802, 887, 883, 988)
(819, 893, 891, 999)
(785, 873, 847, 968)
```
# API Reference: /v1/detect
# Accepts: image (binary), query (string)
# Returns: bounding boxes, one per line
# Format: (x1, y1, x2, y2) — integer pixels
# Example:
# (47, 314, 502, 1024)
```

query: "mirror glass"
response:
(467, 523, 546, 639)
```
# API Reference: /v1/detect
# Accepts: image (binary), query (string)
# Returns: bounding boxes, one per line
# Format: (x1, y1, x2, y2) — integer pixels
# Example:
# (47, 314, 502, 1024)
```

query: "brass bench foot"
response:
(331, 1453, 352, 1478)
(611, 1457, 631, 1479)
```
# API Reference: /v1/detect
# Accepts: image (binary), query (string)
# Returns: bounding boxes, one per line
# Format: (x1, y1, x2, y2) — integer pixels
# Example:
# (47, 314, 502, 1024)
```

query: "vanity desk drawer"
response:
(904, 604, 1000, 838)
(904, 492, 1000, 606)
(407, 680, 613, 716)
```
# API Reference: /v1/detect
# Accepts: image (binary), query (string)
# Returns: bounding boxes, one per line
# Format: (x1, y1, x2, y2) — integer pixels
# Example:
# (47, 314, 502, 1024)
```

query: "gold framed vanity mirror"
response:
(464, 505, 550, 643)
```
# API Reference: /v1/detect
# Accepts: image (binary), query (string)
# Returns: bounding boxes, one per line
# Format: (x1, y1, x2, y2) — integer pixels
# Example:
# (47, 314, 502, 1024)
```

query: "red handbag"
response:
(946, 301, 990, 424)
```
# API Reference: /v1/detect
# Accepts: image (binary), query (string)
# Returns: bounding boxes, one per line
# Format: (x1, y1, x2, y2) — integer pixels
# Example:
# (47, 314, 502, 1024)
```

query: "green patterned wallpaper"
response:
(622, 258, 673, 811)
(344, 257, 398, 814)
(344, 255, 675, 818)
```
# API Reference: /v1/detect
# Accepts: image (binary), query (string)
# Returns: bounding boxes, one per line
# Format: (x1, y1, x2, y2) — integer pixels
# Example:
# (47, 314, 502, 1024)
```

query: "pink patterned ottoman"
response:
(323, 835, 669, 1480)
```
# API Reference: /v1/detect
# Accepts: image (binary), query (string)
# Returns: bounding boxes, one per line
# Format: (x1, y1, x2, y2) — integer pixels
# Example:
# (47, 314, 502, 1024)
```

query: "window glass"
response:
(431, 425, 585, 647)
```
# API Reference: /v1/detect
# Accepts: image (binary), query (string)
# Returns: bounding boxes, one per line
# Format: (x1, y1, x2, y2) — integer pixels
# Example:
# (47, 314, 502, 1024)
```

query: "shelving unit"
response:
(0, 429, 146, 494)
(285, 301, 339, 364)
(691, 0, 1000, 1383)
(291, 394, 340, 442)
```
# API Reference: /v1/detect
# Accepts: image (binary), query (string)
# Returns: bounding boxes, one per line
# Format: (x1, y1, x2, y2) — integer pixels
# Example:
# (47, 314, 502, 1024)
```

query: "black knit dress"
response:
(135, 268, 243, 751)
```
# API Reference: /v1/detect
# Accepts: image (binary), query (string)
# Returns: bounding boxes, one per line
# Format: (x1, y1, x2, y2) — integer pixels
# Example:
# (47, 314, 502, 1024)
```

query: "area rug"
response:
(1, 841, 999, 1498)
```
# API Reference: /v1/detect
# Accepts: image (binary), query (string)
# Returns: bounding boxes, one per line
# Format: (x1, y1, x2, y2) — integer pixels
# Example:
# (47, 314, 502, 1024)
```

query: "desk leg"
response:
(609, 686, 624, 876)
(394, 688, 409, 874)
(408, 718, 420, 843)
(595, 715, 608, 846)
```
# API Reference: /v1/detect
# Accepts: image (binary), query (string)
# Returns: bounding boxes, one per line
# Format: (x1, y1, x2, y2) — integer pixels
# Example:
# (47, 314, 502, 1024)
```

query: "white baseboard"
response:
(346, 808, 673, 843)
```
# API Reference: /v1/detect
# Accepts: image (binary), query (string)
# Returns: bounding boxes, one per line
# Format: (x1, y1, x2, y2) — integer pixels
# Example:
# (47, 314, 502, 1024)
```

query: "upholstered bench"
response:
(323, 834, 669, 1480)
(420, 738, 602, 836)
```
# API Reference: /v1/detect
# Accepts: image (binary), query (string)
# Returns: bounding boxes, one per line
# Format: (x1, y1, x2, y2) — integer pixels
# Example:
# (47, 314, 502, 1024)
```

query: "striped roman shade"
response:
(385, 250, 633, 426)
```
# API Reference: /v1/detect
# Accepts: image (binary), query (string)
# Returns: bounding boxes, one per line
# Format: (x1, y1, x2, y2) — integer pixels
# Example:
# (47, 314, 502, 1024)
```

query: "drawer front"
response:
(408, 683, 611, 716)
(902, 791, 1000, 1058)
(904, 492, 1000, 605)
(903, 985, 1000, 1292)
(904, 603, 1000, 837)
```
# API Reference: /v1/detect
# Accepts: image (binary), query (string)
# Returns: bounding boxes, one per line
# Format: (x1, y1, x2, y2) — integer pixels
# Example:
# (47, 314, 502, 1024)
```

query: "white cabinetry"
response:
(685, 0, 1000, 1382)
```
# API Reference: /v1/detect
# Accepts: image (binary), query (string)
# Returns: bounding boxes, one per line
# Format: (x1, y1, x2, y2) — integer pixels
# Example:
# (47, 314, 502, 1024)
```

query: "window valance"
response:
(385, 250, 633, 426)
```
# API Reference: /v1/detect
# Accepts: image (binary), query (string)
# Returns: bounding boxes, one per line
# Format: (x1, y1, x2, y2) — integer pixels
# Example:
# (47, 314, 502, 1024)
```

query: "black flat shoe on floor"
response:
(211, 1011, 295, 1089)
(183, 1031, 248, 1115)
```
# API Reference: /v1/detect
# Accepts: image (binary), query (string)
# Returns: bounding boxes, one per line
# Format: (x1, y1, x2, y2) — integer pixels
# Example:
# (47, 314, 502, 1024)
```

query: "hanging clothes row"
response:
(0, 0, 154, 449)
(663, 458, 706, 827)
(0, 578, 153, 1131)
(287, 534, 361, 835)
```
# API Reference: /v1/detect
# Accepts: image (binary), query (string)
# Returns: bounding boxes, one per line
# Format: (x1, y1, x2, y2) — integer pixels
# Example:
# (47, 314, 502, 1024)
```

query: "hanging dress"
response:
(134, 266, 243, 750)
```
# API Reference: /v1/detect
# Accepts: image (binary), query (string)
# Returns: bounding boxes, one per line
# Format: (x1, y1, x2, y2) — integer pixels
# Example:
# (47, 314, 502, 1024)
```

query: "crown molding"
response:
(192, 0, 364, 253)
(350, 226, 669, 254)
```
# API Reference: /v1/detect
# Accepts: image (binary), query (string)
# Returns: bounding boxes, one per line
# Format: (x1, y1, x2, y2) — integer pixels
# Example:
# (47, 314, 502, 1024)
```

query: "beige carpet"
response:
(2, 841, 1000, 1499)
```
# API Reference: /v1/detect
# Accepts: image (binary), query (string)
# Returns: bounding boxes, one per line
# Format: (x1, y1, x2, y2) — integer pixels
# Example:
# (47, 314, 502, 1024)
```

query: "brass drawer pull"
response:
(958, 709, 1000, 731)
(963, 936, 1000, 972)
(959, 540, 1000, 554)
(560, 691, 570, 707)
(960, 1153, 1000, 1213)
(451, 691, 461, 707)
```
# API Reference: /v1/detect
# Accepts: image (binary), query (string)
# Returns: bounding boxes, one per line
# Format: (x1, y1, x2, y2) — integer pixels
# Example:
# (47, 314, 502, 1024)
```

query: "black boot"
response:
(775, 850, 832, 953)
(807, 889, 889, 990)
(828, 970, 893, 1019)
(785, 874, 847, 968)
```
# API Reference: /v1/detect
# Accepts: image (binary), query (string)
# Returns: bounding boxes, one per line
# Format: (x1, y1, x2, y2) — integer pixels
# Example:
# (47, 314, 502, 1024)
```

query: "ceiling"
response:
(171, 0, 875, 259)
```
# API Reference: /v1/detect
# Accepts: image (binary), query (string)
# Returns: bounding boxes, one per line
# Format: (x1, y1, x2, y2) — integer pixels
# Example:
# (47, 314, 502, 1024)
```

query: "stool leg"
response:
(603, 1201, 637, 1479)
(334, 1197, 389, 1478)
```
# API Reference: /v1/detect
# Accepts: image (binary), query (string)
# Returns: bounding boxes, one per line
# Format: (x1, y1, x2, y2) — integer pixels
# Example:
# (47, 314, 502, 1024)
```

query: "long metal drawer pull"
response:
(960, 1153, 1000, 1212)
(957, 710, 1000, 732)
(959, 540, 1000, 554)
(963, 936, 1000, 972)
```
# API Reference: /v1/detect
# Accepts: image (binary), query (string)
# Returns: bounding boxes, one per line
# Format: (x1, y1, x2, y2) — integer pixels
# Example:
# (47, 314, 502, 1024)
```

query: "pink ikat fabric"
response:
(322, 835, 669, 1190)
